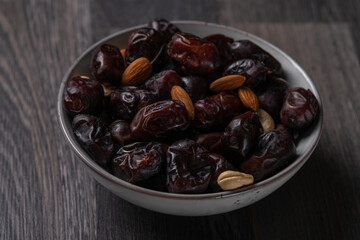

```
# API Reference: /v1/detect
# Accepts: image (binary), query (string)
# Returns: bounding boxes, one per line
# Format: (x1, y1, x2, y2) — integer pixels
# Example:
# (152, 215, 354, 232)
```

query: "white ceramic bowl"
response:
(57, 21, 323, 216)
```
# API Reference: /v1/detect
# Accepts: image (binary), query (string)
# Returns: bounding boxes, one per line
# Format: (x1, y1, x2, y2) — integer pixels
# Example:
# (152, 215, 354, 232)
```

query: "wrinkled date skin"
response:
(72, 114, 114, 168)
(223, 59, 267, 90)
(109, 88, 155, 122)
(280, 88, 319, 128)
(145, 70, 183, 100)
(148, 18, 180, 41)
(193, 92, 242, 131)
(90, 44, 125, 86)
(112, 142, 165, 183)
(240, 129, 296, 182)
(131, 100, 191, 141)
(256, 77, 289, 121)
(208, 153, 236, 192)
(230, 40, 281, 73)
(222, 111, 263, 159)
(166, 139, 212, 193)
(195, 132, 223, 154)
(125, 27, 164, 65)
(167, 32, 220, 76)
(63, 76, 104, 116)
(204, 34, 234, 70)
(109, 120, 132, 147)
(180, 75, 210, 102)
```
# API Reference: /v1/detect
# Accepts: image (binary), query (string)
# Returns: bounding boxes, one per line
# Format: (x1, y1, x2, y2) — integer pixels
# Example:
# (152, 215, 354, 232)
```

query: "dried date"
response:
(72, 114, 114, 168)
(148, 18, 180, 41)
(63, 76, 104, 116)
(205, 34, 234, 69)
(112, 142, 165, 183)
(130, 100, 191, 141)
(280, 88, 319, 128)
(109, 88, 155, 122)
(230, 40, 281, 73)
(195, 132, 223, 154)
(240, 129, 296, 182)
(256, 77, 289, 121)
(180, 75, 210, 102)
(223, 59, 267, 90)
(109, 120, 132, 147)
(193, 92, 242, 131)
(166, 139, 212, 193)
(125, 27, 164, 65)
(167, 32, 219, 76)
(90, 44, 125, 86)
(145, 70, 183, 100)
(222, 111, 263, 159)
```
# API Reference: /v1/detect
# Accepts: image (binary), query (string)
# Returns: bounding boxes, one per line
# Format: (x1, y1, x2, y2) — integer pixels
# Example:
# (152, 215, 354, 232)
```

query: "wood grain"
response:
(1, 0, 360, 239)
(0, 0, 96, 239)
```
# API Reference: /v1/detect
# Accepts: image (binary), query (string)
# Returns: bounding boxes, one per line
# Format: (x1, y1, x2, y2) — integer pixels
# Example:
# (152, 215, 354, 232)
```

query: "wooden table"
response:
(1, 0, 360, 239)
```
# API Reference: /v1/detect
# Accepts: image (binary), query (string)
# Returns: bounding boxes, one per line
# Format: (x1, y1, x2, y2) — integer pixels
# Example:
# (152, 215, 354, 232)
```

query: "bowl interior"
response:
(58, 21, 323, 200)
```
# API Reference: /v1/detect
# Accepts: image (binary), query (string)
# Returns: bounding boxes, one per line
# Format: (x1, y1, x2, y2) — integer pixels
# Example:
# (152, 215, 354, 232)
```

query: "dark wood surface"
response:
(1, 0, 360, 239)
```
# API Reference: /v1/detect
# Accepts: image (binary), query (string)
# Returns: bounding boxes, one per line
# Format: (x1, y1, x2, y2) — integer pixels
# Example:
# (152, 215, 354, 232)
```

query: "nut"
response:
(217, 170, 254, 191)
(258, 108, 275, 137)
(101, 84, 116, 97)
(209, 75, 246, 92)
(121, 57, 152, 86)
(120, 48, 127, 67)
(238, 86, 259, 111)
(171, 85, 195, 120)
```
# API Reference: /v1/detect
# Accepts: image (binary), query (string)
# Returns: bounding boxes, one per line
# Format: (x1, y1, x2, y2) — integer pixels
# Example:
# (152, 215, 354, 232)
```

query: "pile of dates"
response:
(63, 18, 320, 193)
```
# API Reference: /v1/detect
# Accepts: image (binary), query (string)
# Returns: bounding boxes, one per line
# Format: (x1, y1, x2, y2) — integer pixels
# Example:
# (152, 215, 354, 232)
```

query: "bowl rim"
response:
(57, 20, 323, 200)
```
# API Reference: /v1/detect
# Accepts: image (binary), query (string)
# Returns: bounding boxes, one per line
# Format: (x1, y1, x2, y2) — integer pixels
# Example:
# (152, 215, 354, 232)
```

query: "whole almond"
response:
(171, 85, 195, 120)
(209, 75, 246, 92)
(258, 108, 275, 137)
(238, 86, 259, 111)
(120, 48, 127, 67)
(121, 57, 152, 86)
(217, 170, 254, 191)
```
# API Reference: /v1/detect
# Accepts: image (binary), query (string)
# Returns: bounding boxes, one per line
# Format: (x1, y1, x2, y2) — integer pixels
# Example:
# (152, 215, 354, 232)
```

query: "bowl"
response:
(57, 21, 323, 216)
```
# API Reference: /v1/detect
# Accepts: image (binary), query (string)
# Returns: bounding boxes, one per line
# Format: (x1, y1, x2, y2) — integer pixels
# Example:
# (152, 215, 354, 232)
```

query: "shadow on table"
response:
(251, 137, 358, 239)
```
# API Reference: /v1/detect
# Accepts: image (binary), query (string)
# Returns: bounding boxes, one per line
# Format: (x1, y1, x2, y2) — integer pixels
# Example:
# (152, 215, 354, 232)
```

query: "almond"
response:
(120, 48, 127, 67)
(238, 86, 259, 111)
(217, 170, 254, 191)
(121, 57, 152, 86)
(209, 75, 246, 92)
(171, 85, 195, 120)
